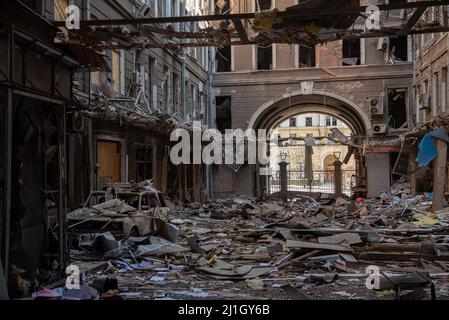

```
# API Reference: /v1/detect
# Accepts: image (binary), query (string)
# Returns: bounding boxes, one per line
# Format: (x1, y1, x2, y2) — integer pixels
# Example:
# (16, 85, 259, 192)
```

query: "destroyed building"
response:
(213, 0, 415, 199)
(2, 0, 449, 302)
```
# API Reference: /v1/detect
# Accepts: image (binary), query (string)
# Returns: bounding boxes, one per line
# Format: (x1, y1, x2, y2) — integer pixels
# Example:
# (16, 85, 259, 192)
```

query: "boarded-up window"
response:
(257, 45, 272, 70)
(162, 65, 170, 112)
(299, 45, 316, 68)
(54, 0, 68, 21)
(98, 141, 121, 185)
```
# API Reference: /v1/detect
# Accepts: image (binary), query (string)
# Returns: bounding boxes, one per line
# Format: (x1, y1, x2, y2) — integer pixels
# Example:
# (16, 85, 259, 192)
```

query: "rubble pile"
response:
(33, 186, 449, 300)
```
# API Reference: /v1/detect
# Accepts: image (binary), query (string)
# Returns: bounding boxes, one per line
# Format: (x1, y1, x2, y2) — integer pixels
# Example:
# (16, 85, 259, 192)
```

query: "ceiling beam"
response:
(52, 1, 449, 27)
(399, 7, 427, 36)
(232, 19, 249, 43)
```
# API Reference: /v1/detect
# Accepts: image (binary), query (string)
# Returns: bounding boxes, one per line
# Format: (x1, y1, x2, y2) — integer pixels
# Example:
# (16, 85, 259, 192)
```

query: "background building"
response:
(213, 0, 414, 198)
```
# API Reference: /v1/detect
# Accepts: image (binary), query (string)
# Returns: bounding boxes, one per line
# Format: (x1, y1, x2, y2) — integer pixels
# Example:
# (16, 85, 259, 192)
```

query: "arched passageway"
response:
(248, 91, 369, 197)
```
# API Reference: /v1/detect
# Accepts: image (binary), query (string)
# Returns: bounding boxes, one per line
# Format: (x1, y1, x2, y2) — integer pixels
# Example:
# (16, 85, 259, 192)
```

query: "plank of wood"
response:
(232, 19, 249, 43)
(286, 240, 353, 252)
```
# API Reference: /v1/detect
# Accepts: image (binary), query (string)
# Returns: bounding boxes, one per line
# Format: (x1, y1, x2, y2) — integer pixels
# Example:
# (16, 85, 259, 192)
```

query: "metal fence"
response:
(270, 170, 356, 195)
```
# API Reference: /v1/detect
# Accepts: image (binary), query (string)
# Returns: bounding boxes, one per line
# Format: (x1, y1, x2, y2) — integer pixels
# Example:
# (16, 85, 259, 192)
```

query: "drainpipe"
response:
(181, 55, 187, 119)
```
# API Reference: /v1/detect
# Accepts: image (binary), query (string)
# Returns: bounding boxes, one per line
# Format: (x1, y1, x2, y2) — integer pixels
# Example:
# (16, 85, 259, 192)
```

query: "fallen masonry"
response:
(27, 181, 449, 300)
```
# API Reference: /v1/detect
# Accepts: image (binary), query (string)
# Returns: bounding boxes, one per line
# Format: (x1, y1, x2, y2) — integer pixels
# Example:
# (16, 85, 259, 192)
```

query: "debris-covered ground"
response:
(32, 182, 449, 300)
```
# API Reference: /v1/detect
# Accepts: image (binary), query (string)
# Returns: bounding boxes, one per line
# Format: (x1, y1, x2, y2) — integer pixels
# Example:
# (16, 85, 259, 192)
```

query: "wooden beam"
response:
(364, 146, 402, 154)
(400, 7, 427, 36)
(343, 147, 354, 165)
(432, 140, 448, 212)
(232, 19, 249, 43)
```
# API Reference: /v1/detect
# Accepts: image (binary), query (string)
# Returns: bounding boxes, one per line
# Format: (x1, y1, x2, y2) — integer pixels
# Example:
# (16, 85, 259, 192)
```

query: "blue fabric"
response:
(417, 128, 449, 168)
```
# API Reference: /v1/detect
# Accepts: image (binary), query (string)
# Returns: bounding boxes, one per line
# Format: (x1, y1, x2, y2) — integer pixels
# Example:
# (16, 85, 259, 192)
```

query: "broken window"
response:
(305, 117, 313, 127)
(388, 88, 408, 129)
(257, 45, 272, 70)
(216, 96, 232, 134)
(216, 46, 232, 72)
(136, 146, 153, 182)
(298, 45, 316, 68)
(342, 39, 360, 66)
(255, 0, 271, 11)
(389, 36, 408, 62)
(289, 118, 297, 127)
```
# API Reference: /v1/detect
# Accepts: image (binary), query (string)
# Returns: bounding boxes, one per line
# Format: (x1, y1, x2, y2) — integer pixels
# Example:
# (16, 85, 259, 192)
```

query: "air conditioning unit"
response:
(377, 37, 389, 52)
(372, 124, 387, 134)
(369, 93, 385, 117)
(67, 111, 85, 133)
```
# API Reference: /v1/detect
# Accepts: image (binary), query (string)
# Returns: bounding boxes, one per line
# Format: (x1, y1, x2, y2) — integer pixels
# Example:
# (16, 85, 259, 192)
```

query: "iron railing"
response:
(270, 170, 356, 195)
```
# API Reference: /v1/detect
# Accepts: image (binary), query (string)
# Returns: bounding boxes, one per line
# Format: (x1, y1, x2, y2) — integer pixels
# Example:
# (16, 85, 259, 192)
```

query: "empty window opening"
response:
(305, 117, 313, 127)
(388, 88, 408, 129)
(342, 39, 360, 66)
(289, 118, 297, 127)
(389, 36, 408, 62)
(216, 96, 232, 134)
(215, 0, 230, 14)
(216, 46, 232, 72)
(136, 146, 153, 182)
(256, 0, 271, 11)
(257, 45, 272, 70)
(162, 65, 170, 112)
(299, 45, 316, 68)
(326, 117, 338, 126)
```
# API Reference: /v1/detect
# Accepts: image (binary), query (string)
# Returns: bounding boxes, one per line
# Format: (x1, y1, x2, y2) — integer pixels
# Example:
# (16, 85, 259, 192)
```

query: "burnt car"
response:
(67, 189, 169, 238)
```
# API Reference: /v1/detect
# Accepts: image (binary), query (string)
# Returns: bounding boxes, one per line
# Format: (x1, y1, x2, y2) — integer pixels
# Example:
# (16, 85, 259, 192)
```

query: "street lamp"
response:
(280, 151, 288, 162)
(333, 151, 341, 161)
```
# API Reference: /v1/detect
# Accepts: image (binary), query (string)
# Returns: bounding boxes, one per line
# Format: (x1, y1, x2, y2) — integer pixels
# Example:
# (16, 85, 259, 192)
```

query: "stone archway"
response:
(247, 90, 368, 196)
(248, 90, 371, 136)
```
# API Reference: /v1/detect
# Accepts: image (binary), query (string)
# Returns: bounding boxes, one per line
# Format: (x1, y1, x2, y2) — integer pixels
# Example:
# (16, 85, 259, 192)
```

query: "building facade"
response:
(413, 4, 449, 195)
(1, 0, 214, 297)
(213, 0, 414, 198)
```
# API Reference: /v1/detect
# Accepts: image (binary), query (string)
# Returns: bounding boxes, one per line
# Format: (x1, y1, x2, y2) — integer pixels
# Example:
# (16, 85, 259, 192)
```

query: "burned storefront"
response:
(0, 0, 89, 297)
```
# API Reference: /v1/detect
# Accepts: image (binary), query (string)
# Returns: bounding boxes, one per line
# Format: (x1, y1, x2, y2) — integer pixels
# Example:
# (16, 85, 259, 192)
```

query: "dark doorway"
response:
(388, 88, 408, 129)
(216, 96, 232, 133)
